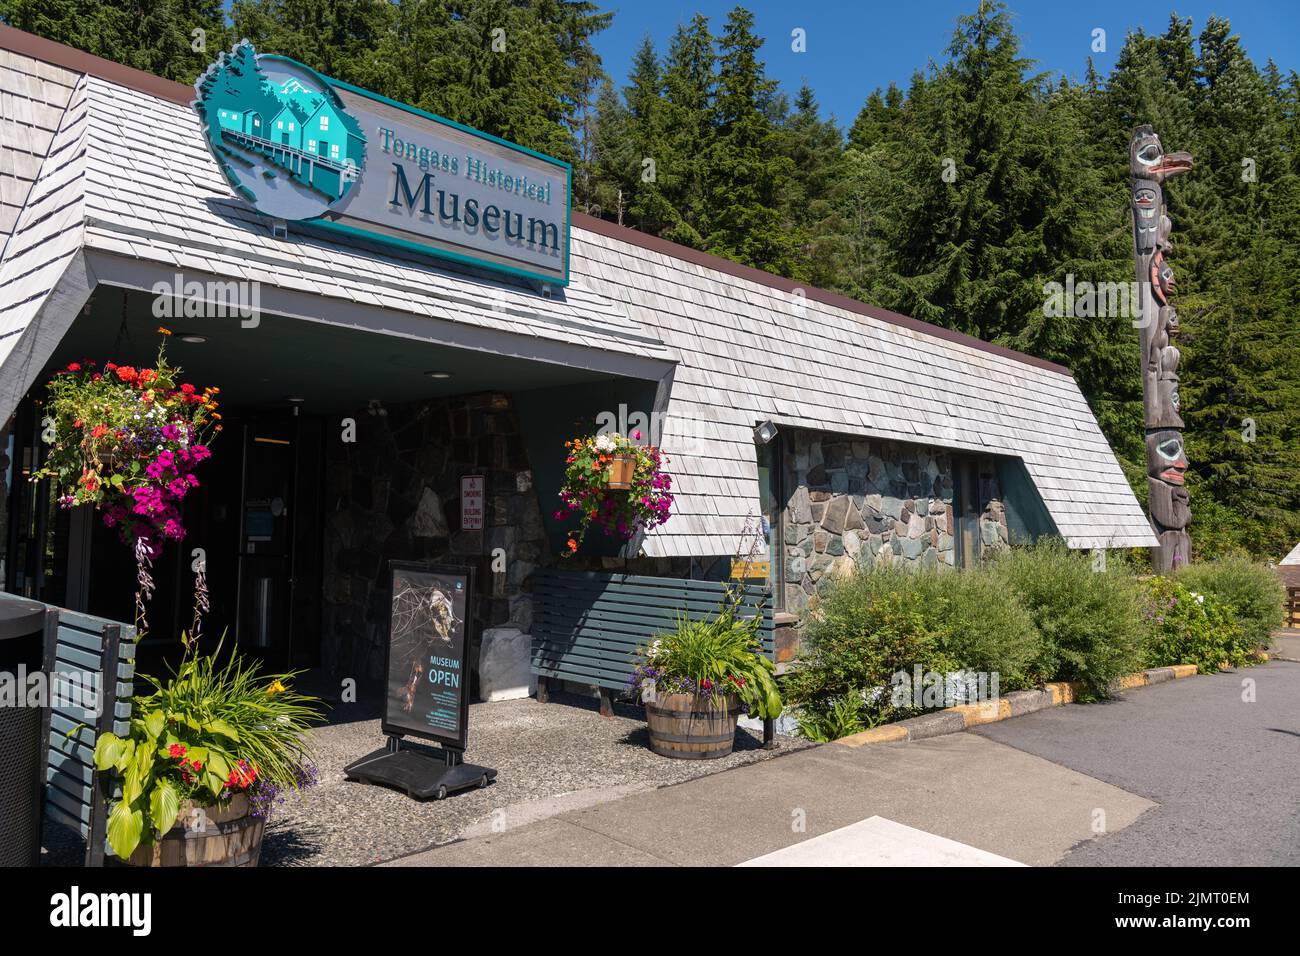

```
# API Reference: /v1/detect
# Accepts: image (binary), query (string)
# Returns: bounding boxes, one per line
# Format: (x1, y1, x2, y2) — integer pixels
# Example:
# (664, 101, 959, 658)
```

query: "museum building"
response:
(0, 26, 1157, 688)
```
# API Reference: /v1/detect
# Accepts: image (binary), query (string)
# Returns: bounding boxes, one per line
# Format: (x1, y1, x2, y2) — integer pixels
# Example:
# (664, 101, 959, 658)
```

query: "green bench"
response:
(0, 592, 136, 866)
(530, 569, 774, 739)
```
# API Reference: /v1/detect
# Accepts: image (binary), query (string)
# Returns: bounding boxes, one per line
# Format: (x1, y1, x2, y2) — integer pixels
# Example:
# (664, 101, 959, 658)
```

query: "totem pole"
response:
(1129, 125, 1193, 572)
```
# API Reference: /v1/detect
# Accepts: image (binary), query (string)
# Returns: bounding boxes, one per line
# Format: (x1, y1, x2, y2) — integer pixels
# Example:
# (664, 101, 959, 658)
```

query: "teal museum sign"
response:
(194, 41, 571, 285)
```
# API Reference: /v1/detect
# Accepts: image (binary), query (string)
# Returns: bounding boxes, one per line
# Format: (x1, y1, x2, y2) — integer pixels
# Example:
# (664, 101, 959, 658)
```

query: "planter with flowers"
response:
(92, 637, 322, 867)
(555, 430, 672, 556)
(627, 590, 782, 759)
(33, 335, 220, 559)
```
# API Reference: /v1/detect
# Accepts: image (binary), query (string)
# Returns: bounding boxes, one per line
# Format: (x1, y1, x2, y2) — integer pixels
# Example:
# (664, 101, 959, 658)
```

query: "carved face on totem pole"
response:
(1146, 430, 1189, 530)
(1145, 305, 1183, 429)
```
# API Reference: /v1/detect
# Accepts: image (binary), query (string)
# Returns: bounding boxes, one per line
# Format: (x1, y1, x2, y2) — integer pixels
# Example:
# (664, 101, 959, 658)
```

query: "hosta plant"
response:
(92, 638, 322, 860)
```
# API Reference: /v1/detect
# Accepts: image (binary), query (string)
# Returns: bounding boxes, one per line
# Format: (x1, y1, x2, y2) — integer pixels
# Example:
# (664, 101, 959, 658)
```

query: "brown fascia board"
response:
(1, 24, 1071, 378)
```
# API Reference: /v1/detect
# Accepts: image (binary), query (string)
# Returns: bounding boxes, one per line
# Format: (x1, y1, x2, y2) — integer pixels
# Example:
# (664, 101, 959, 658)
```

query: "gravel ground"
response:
(38, 686, 808, 867)
(260, 689, 808, 866)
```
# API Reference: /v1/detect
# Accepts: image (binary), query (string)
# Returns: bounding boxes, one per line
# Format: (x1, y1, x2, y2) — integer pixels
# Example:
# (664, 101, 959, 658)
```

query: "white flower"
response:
(646, 639, 663, 659)
(594, 433, 615, 453)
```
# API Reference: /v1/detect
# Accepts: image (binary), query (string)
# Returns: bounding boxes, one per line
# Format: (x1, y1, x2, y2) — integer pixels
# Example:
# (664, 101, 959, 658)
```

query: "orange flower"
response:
(566, 538, 578, 552)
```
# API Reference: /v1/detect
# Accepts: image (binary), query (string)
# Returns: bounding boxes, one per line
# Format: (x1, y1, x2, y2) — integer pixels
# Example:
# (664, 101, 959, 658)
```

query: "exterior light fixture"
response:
(753, 420, 779, 445)
(425, 371, 452, 379)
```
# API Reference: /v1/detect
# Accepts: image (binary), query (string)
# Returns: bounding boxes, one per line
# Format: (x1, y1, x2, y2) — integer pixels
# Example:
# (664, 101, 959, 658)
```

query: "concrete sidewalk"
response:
(385, 731, 1153, 867)
(1270, 630, 1300, 662)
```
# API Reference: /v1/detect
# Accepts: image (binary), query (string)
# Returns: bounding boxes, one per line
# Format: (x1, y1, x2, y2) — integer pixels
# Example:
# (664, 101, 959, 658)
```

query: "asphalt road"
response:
(974, 660, 1300, 866)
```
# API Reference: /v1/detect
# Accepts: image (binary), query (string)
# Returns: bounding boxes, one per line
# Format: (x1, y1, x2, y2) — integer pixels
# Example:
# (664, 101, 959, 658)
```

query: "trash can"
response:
(0, 596, 50, 866)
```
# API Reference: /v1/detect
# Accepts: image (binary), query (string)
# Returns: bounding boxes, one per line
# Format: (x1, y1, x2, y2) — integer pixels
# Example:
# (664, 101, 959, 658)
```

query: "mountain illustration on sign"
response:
(194, 40, 366, 221)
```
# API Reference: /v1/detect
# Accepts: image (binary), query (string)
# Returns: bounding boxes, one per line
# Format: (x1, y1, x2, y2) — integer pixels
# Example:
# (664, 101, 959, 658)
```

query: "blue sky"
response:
(593, 1, 1300, 126)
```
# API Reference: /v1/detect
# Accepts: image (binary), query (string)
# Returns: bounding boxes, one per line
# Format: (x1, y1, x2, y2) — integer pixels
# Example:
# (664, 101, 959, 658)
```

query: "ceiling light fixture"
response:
(425, 371, 452, 379)
(177, 333, 207, 344)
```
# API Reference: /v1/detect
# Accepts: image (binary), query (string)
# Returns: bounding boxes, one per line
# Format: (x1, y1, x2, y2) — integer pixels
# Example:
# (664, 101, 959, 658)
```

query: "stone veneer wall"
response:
(781, 430, 1008, 613)
(321, 392, 547, 683)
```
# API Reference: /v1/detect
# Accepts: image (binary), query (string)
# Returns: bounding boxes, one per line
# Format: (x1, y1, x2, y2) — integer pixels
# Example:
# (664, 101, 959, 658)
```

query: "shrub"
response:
(1142, 577, 1250, 672)
(907, 570, 1043, 690)
(781, 568, 958, 734)
(1176, 556, 1284, 652)
(984, 539, 1147, 698)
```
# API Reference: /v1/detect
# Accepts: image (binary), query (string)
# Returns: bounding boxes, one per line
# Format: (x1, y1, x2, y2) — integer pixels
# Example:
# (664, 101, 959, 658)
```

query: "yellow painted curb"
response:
(950, 698, 1011, 727)
(1114, 672, 1150, 691)
(827, 662, 1201, 747)
(1043, 682, 1079, 706)
(834, 724, 909, 747)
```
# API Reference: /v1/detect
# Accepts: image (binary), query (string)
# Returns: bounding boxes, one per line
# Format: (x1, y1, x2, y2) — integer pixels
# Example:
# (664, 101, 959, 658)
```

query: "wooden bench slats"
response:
(530, 570, 773, 692)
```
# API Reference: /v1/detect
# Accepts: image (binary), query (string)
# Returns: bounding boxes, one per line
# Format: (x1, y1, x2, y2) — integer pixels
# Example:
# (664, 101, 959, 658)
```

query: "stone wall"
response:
(321, 392, 547, 683)
(781, 430, 1008, 613)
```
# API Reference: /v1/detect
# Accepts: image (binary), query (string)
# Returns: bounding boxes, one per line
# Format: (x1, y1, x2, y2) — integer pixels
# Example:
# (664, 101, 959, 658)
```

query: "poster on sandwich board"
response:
(382, 562, 473, 750)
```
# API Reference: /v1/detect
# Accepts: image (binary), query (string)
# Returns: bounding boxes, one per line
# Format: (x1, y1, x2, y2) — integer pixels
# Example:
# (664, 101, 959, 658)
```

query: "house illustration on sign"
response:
(196, 42, 366, 212)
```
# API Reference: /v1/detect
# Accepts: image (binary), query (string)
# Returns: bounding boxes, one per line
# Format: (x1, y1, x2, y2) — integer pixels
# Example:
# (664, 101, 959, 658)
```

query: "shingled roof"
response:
(0, 26, 1158, 557)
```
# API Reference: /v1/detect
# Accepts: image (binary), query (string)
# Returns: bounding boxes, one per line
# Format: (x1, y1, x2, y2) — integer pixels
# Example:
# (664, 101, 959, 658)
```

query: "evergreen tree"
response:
(657, 13, 716, 248)
(703, 5, 793, 272)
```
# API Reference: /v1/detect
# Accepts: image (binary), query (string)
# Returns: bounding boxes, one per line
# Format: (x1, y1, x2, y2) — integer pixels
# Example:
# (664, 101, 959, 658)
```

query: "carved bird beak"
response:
(1152, 151, 1194, 177)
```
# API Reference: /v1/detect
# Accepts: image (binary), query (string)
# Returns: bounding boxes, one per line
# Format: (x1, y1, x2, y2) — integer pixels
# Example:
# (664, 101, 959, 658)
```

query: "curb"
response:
(832, 664, 1200, 749)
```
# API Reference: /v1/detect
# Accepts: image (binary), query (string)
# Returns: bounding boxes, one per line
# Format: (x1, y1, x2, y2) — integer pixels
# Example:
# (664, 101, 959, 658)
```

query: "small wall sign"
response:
(461, 475, 485, 530)
(730, 558, 770, 580)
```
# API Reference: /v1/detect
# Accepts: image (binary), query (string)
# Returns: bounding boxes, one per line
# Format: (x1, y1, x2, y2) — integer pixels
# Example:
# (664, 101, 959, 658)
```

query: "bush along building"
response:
(0, 28, 1156, 694)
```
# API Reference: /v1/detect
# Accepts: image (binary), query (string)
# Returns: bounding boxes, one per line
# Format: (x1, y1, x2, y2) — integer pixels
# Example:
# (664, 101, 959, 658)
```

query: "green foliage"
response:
(630, 592, 782, 720)
(1176, 556, 1285, 650)
(93, 640, 322, 860)
(983, 540, 1148, 698)
(793, 693, 877, 744)
(781, 568, 958, 733)
(907, 567, 1044, 690)
(1141, 576, 1252, 672)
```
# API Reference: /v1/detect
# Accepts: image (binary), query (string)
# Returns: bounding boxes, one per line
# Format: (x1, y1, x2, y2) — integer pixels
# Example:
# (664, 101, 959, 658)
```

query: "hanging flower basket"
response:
(555, 430, 672, 555)
(32, 332, 221, 555)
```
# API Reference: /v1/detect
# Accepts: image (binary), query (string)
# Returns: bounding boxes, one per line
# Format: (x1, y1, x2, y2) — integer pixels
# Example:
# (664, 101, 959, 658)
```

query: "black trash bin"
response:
(0, 596, 51, 866)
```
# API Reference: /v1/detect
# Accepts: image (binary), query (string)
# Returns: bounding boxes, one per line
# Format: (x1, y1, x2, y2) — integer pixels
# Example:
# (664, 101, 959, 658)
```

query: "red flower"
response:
(181, 383, 195, 395)
(168, 743, 187, 758)
(114, 366, 137, 383)
(66, 362, 82, 372)
(90, 424, 108, 439)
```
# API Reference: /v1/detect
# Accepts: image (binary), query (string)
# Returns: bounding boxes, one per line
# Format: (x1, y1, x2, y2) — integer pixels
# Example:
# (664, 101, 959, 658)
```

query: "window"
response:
(231, 113, 240, 123)
(308, 139, 316, 150)
(330, 144, 340, 158)
(288, 122, 295, 132)
(253, 117, 260, 128)
(319, 115, 329, 131)
(276, 120, 284, 130)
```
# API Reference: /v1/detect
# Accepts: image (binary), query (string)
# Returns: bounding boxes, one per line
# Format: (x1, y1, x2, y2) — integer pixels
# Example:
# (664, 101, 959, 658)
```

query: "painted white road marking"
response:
(736, 815, 1027, 867)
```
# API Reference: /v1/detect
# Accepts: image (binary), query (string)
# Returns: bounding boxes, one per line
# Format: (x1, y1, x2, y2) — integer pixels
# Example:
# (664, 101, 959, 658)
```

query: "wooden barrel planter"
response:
(120, 794, 265, 867)
(645, 692, 740, 759)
